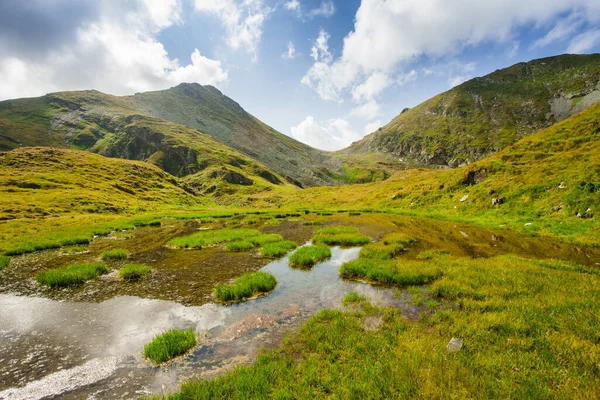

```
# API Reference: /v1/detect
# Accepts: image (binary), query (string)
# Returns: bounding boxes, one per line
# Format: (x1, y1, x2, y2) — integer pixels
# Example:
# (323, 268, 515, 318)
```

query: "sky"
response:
(1, 0, 600, 151)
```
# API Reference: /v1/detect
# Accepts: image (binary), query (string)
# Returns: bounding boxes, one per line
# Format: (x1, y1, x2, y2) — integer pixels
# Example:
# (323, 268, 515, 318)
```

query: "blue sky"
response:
(1, 0, 600, 150)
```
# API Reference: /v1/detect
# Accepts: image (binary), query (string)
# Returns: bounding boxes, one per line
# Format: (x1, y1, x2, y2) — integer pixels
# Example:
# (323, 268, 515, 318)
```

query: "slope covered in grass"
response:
(343, 54, 600, 167)
(290, 102, 600, 245)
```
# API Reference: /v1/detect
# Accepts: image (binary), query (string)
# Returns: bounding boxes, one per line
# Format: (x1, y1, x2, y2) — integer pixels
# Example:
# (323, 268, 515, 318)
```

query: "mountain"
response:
(0, 84, 345, 189)
(342, 54, 600, 167)
(292, 101, 600, 244)
(132, 83, 343, 187)
(0, 89, 302, 203)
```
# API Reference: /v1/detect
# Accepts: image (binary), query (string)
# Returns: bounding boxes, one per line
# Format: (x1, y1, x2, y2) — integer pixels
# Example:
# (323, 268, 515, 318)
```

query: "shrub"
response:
(260, 240, 297, 258)
(289, 245, 332, 268)
(226, 241, 255, 252)
(37, 262, 109, 287)
(144, 329, 196, 364)
(214, 271, 277, 303)
(101, 248, 129, 260)
(119, 263, 152, 281)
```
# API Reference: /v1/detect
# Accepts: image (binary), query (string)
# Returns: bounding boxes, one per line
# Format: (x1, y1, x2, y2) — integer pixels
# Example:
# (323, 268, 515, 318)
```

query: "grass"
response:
(143, 329, 196, 364)
(101, 248, 129, 260)
(342, 291, 366, 306)
(302, 220, 322, 226)
(289, 245, 332, 268)
(214, 271, 277, 303)
(340, 258, 443, 286)
(36, 262, 109, 288)
(225, 241, 255, 252)
(382, 233, 415, 245)
(168, 228, 261, 249)
(119, 263, 152, 281)
(0, 255, 9, 270)
(417, 250, 451, 260)
(247, 234, 284, 246)
(160, 253, 600, 399)
(312, 227, 371, 247)
(359, 243, 405, 259)
(260, 240, 297, 258)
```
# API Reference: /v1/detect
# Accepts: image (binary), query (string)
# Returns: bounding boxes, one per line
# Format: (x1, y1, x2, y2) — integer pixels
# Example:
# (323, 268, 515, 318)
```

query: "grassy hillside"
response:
(133, 83, 344, 187)
(0, 147, 210, 220)
(343, 54, 600, 167)
(0, 90, 300, 201)
(289, 102, 600, 245)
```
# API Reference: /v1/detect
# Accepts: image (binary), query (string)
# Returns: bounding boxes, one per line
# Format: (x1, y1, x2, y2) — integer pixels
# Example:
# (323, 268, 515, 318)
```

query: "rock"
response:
(552, 204, 563, 212)
(460, 195, 469, 202)
(524, 223, 533, 226)
(460, 231, 468, 238)
(558, 182, 566, 189)
(577, 212, 582, 218)
(446, 338, 463, 353)
(491, 197, 504, 206)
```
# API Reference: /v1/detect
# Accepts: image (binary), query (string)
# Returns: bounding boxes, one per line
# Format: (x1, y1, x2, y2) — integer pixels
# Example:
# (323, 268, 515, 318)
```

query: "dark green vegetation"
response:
(0, 255, 9, 270)
(213, 271, 277, 303)
(101, 248, 129, 260)
(343, 54, 600, 167)
(260, 240, 298, 258)
(144, 329, 196, 364)
(342, 291, 366, 306)
(340, 258, 443, 286)
(289, 245, 332, 268)
(312, 226, 371, 246)
(36, 262, 109, 288)
(163, 254, 600, 399)
(119, 263, 152, 281)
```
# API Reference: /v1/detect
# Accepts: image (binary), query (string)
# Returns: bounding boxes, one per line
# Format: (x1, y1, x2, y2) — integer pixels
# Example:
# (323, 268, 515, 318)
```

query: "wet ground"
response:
(0, 214, 599, 399)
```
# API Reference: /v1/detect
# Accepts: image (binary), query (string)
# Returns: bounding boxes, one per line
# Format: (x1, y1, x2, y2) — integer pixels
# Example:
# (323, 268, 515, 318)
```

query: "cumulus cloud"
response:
(0, 0, 228, 101)
(290, 116, 362, 151)
(284, 0, 336, 20)
(282, 41, 296, 59)
(397, 69, 418, 86)
(193, 0, 271, 61)
(567, 29, 600, 53)
(284, 0, 300, 11)
(302, 0, 600, 102)
(351, 72, 390, 102)
(350, 100, 382, 119)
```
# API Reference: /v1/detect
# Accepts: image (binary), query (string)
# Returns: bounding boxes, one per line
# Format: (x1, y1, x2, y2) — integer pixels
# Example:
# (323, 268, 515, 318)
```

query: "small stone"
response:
(558, 182, 566, 189)
(577, 213, 582, 218)
(460, 231, 468, 238)
(460, 195, 469, 202)
(446, 338, 463, 353)
(524, 223, 533, 226)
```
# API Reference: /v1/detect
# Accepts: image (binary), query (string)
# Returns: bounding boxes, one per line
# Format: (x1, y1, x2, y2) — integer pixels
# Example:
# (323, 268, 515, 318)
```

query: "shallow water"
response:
(1, 214, 599, 399)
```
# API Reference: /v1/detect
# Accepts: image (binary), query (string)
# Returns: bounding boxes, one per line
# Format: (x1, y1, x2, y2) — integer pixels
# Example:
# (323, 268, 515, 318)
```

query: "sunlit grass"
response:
(168, 228, 261, 249)
(119, 263, 152, 281)
(342, 291, 366, 306)
(36, 262, 109, 288)
(359, 243, 405, 259)
(0, 255, 10, 270)
(260, 240, 297, 258)
(101, 248, 129, 260)
(289, 245, 331, 268)
(144, 329, 196, 364)
(214, 271, 277, 303)
(225, 240, 255, 252)
(312, 226, 371, 247)
(340, 258, 443, 286)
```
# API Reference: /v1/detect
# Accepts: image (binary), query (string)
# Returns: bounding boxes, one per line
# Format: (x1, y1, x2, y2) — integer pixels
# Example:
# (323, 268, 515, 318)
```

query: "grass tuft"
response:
(214, 271, 277, 303)
(36, 262, 109, 287)
(340, 258, 443, 286)
(169, 228, 261, 249)
(342, 291, 366, 306)
(302, 220, 322, 226)
(119, 263, 152, 281)
(289, 245, 332, 268)
(226, 241, 255, 252)
(312, 226, 371, 247)
(382, 233, 415, 246)
(248, 234, 284, 246)
(144, 329, 196, 364)
(0, 255, 10, 270)
(101, 248, 129, 260)
(359, 243, 405, 259)
(260, 240, 297, 258)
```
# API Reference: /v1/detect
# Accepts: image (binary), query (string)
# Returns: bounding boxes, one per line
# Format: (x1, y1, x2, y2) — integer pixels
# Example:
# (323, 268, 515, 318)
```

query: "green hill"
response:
(342, 54, 600, 167)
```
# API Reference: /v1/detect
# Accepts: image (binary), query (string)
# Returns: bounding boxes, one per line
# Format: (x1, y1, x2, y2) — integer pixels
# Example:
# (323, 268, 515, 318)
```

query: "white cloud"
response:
(290, 116, 362, 151)
(352, 72, 390, 102)
(532, 11, 586, 49)
(302, 0, 600, 102)
(567, 29, 600, 53)
(0, 1, 228, 101)
(397, 69, 417, 86)
(310, 29, 333, 62)
(364, 120, 382, 134)
(285, 0, 300, 11)
(350, 100, 382, 119)
(308, 1, 336, 18)
(282, 41, 296, 59)
(507, 41, 520, 58)
(193, 0, 271, 61)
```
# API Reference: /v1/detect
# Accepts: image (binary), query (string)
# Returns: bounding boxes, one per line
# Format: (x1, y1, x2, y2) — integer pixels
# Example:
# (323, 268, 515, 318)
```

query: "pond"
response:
(1, 214, 598, 399)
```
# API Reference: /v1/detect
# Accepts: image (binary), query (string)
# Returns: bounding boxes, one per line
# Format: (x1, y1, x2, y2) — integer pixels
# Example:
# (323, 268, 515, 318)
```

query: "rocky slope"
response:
(341, 54, 600, 167)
